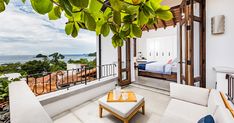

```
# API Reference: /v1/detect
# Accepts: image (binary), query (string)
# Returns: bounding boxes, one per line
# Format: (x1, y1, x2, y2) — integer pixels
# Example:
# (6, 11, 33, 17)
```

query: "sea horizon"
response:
(0, 54, 96, 64)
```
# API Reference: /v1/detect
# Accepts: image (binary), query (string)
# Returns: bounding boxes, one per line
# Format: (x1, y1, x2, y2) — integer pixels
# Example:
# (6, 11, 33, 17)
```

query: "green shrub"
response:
(0, 78, 11, 101)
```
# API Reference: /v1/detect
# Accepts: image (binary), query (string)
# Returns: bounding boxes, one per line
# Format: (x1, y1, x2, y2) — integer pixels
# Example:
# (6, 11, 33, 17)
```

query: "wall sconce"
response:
(211, 15, 225, 35)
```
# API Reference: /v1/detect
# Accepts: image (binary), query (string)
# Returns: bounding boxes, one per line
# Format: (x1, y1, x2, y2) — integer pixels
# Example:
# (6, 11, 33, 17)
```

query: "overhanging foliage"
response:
(0, 0, 173, 47)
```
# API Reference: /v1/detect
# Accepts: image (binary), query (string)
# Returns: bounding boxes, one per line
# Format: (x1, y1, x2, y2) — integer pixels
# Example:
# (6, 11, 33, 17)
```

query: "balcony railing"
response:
(26, 64, 116, 95)
(226, 74, 234, 104)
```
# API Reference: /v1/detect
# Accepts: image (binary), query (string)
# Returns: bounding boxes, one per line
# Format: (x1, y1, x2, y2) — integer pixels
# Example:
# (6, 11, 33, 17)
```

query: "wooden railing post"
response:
(85, 66, 87, 85)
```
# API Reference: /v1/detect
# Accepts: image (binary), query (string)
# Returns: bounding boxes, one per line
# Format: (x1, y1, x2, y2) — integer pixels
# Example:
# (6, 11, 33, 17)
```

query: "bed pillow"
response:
(167, 59, 173, 64)
(198, 115, 215, 123)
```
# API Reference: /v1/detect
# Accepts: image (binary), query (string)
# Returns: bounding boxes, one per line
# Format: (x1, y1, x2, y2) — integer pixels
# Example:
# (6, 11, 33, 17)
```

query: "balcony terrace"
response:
(53, 85, 170, 123)
(9, 73, 234, 123)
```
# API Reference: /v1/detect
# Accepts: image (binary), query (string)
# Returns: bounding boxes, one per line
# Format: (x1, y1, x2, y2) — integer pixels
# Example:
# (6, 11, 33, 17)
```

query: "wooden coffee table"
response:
(98, 94, 145, 123)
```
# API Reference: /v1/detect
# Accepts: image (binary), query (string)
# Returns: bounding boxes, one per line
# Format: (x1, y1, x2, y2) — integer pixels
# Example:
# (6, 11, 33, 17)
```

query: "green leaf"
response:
(142, 4, 154, 17)
(122, 24, 130, 31)
(150, 0, 161, 11)
(54, 6, 62, 17)
(112, 34, 118, 48)
(74, 22, 80, 32)
(88, 0, 102, 13)
(109, 0, 122, 11)
(65, 23, 74, 35)
(100, 23, 110, 37)
(138, 10, 148, 26)
(119, 29, 130, 38)
(104, 8, 112, 17)
(0, 1, 5, 13)
(48, 6, 61, 20)
(109, 23, 118, 33)
(22, 0, 26, 3)
(95, 18, 104, 35)
(123, 14, 135, 23)
(132, 24, 142, 38)
(113, 11, 121, 26)
(68, 0, 89, 8)
(84, 12, 96, 31)
(71, 27, 78, 38)
(156, 10, 173, 21)
(123, 5, 139, 15)
(112, 34, 123, 48)
(30, 0, 53, 15)
(112, 39, 117, 48)
(160, 6, 170, 11)
(3, 0, 9, 4)
(132, 0, 141, 5)
(147, 18, 155, 25)
(59, 0, 73, 16)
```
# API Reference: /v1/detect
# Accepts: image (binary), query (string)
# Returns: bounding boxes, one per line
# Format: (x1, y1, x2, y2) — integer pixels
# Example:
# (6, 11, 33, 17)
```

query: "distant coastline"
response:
(0, 54, 96, 64)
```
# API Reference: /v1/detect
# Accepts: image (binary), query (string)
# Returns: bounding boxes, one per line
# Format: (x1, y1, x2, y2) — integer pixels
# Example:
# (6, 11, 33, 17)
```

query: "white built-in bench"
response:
(9, 76, 117, 123)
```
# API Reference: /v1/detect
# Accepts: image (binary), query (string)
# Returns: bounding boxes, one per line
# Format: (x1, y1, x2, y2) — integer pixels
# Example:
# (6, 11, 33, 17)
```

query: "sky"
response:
(0, 0, 97, 56)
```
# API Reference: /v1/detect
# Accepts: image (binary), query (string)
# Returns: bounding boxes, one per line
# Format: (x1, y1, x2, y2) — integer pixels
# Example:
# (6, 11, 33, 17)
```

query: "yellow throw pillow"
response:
(220, 92, 234, 117)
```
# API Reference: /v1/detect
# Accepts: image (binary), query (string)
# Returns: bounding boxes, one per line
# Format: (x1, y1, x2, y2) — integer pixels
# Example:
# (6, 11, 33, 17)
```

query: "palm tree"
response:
(49, 53, 65, 65)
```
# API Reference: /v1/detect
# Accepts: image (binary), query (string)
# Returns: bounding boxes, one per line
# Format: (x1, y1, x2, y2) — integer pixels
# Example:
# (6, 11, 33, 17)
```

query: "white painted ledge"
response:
(38, 76, 118, 117)
(213, 66, 234, 74)
(9, 81, 53, 123)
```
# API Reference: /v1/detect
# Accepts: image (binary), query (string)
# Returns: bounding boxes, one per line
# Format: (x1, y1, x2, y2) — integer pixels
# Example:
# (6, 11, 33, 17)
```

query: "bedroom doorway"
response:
(134, 26, 179, 91)
(133, 0, 206, 89)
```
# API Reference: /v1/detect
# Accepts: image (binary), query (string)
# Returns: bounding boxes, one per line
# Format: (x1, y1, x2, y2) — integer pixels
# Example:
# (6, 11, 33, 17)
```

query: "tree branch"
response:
(50, 0, 62, 7)
(97, 0, 114, 10)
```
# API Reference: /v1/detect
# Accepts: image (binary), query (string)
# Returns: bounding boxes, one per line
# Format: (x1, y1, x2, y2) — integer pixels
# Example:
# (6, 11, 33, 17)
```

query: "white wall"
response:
(206, 0, 234, 88)
(146, 35, 177, 62)
(96, 34, 118, 77)
(137, 27, 178, 60)
(9, 81, 53, 123)
(99, 34, 118, 65)
(97, 34, 135, 82)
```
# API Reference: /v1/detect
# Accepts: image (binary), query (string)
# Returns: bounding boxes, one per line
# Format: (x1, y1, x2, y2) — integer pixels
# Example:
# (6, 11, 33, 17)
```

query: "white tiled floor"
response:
(53, 85, 171, 123)
(135, 76, 174, 91)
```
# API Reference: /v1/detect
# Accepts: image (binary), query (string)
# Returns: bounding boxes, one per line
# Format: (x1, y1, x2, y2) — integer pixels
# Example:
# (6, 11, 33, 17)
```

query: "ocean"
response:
(0, 55, 96, 64)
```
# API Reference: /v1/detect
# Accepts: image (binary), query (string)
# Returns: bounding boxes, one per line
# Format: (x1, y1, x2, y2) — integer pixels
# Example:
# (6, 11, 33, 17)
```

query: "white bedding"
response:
(144, 61, 177, 74)
(145, 62, 165, 73)
(171, 64, 177, 73)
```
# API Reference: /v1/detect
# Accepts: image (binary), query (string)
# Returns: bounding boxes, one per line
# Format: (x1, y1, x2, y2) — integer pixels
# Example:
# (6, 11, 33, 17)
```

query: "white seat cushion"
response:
(98, 94, 144, 118)
(160, 114, 193, 123)
(170, 83, 210, 106)
(214, 106, 234, 123)
(207, 89, 226, 115)
(160, 99, 208, 123)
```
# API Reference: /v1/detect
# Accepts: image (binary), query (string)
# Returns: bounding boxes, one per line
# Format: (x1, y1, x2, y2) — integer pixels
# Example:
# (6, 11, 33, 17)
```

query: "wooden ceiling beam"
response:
(153, 24, 157, 31)
(141, 25, 146, 31)
(141, 5, 182, 30)
(141, 24, 149, 32)
(161, 20, 167, 29)
(171, 11, 177, 27)
(145, 25, 150, 32)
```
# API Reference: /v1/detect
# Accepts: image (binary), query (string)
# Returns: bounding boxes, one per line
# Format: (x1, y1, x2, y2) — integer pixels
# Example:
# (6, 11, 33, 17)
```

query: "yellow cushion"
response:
(220, 92, 234, 117)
